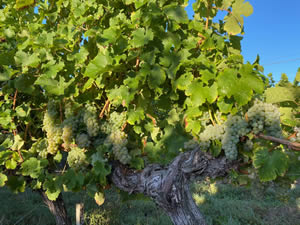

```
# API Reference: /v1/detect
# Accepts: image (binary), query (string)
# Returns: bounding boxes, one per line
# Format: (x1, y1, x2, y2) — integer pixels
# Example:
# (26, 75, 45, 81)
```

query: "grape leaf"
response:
(232, 0, 253, 17)
(130, 28, 154, 48)
(35, 76, 73, 96)
(127, 107, 145, 125)
(163, 5, 189, 24)
(46, 189, 61, 201)
(14, 74, 37, 95)
(224, 0, 253, 35)
(84, 49, 113, 79)
(14, 51, 40, 68)
(5, 159, 18, 170)
(224, 15, 241, 35)
(185, 119, 201, 134)
(62, 169, 85, 191)
(217, 68, 263, 106)
(174, 72, 193, 91)
(16, 0, 35, 9)
(253, 148, 289, 182)
(94, 192, 105, 206)
(11, 134, 24, 151)
(279, 107, 297, 127)
(107, 85, 135, 107)
(186, 81, 218, 106)
(21, 157, 48, 179)
(148, 65, 166, 89)
(265, 87, 295, 103)
(0, 173, 7, 187)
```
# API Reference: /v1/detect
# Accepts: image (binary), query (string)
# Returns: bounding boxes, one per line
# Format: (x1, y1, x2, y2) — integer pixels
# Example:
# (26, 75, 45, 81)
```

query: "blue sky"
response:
(185, 0, 300, 82)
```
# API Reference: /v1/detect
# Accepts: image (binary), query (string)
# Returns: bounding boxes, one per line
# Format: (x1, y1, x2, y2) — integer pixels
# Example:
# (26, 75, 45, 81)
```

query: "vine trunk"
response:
(112, 148, 236, 225)
(38, 190, 72, 225)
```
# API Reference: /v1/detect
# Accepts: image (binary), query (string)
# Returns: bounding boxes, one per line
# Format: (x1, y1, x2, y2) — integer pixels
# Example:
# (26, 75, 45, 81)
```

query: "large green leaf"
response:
(279, 107, 297, 127)
(14, 51, 40, 68)
(14, 74, 37, 95)
(224, 0, 253, 35)
(84, 49, 113, 79)
(62, 169, 85, 191)
(107, 85, 135, 107)
(217, 67, 263, 106)
(163, 4, 189, 24)
(21, 157, 48, 179)
(130, 28, 154, 48)
(253, 148, 289, 182)
(232, 0, 253, 17)
(265, 87, 295, 103)
(35, 76, 73, 96)
(186, 81, 218, 106)
(148, 65, 166, 89)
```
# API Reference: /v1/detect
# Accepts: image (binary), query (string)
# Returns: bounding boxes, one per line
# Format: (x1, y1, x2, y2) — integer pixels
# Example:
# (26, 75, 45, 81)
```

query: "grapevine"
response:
(0, 1, 299, 224)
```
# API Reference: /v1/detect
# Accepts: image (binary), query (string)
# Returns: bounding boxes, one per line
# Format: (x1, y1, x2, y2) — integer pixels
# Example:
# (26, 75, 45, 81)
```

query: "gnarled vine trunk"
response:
(112, 148, 237, 225)
(38, 190, 72, 225)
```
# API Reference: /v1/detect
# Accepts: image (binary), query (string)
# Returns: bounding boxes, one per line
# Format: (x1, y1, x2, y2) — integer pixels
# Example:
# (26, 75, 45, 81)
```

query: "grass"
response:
(0, 181, 299, 225)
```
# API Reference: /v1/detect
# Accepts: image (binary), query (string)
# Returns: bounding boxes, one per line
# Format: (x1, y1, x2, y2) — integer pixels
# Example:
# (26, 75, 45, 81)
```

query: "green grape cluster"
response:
(83, 104, 100, 137)
(99, 111, 131, 164)
(29, 139, 48, 158)
(291, 127, 300, 142)
(221, 115, 249, 160)
(76, 133, 90, 148)
(109, 112, 127, 129)
(62, 119, 74, 150)
(199, 124, 225, 150)
(113, 146, 131, 165)
(247, 100, 282, 138)
(101, 111, 127, 134)
(43, 102, 62, 155)
(106, 130, 131, 164)
(67, 146, 88, 170)
(64, 102, 73, 119)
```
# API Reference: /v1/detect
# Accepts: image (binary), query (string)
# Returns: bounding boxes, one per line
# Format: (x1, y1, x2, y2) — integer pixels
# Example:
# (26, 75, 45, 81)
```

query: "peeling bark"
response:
(112, 148, 237, 225)
(38, 191, 72, 225)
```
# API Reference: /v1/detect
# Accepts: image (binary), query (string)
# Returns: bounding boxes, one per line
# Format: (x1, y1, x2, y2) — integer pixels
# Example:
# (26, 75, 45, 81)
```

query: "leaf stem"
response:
(12, 89, 18, 136)
(146, 114, 157, 126)
(208, 108, 216, 126)
(99, 100, 110, 118)
(205, 0, 211, 29)
(24, 123, 30, 142)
